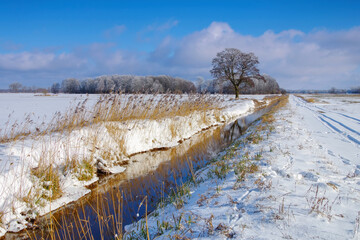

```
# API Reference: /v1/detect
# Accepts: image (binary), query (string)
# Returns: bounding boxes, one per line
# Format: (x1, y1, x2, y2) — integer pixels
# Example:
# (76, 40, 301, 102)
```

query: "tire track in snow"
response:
(320, 114, 360, 136)
(318, 116, 342, 134)
(319, 107, 360, 124)
(295, 95, 360, 124)
(293, 96, 360, 146)
(318, 116, 360, 145)
(313, 101, 360, 124)
(337, 113, 360, 124)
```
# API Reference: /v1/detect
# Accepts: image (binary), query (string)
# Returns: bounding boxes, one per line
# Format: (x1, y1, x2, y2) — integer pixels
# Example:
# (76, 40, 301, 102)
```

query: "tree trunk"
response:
(234, 84, 239, 99)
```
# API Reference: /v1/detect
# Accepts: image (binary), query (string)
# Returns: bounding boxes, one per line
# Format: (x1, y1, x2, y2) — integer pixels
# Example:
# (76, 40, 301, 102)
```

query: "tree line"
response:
(7, 75, 358, 95)
(55, 75, 196, 94)
(288, 87, 360, 94)
(8, 73, 283, 95)
(8, 82, 50, 94)
(58, 73, 284, 95)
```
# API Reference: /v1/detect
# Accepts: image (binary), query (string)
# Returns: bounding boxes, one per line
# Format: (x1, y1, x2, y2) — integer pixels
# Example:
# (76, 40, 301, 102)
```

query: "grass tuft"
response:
(0, 210, 4, 226)
(31, 166, 62, 201)
(76, 158, 96, 181)
(211, 160, 231, 179)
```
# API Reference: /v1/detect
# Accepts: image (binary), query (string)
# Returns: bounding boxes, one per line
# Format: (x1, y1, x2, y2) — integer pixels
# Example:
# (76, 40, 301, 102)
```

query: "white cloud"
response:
(0, 52, 55, 70)
(1, 22, 360, 89)
(153, 22, 360, 89)
(0, 52, 86, 71)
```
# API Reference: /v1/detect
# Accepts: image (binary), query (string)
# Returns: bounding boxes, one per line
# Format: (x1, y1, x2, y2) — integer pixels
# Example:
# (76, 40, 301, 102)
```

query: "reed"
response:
(0, 93, 224, 144)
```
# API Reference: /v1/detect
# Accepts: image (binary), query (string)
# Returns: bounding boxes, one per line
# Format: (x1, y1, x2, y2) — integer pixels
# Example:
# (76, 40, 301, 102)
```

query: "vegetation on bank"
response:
(0, 93, 223, 143)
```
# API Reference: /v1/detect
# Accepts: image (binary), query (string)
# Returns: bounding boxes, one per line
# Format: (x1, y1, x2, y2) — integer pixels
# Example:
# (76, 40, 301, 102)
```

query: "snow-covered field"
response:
(0, 93, 273, 237)
(0, 93, 97, 131)
(125, 95, 360, 239)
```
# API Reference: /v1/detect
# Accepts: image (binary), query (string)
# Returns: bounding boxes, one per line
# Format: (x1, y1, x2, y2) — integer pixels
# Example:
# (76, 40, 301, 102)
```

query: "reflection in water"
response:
(7, 105, 273, 240)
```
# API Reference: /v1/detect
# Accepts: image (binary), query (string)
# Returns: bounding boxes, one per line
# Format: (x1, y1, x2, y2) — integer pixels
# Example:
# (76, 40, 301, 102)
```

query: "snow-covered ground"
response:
(0, 93, 97, 132)
(0, 93, 272, 237)
(125, 95, 360, 239)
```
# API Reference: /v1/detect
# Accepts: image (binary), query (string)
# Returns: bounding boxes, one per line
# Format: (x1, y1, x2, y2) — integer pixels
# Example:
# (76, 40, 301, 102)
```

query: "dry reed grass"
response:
(26, 187, 124, 240)
(0, 93, 224, 144)
(295, 95, 318, 103)
(261, 95, 289, 122)
(0, 210, 4, 226)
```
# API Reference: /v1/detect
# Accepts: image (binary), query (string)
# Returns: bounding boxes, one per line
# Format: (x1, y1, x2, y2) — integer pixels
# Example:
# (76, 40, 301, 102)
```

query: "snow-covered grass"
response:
(0, 93, 276, 237)
(1, 94, 222, 143)
(124, 94, 360, 239)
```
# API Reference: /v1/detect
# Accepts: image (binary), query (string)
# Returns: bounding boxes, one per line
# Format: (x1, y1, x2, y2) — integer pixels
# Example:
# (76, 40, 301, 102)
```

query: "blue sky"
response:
(0, 0, 360, 89)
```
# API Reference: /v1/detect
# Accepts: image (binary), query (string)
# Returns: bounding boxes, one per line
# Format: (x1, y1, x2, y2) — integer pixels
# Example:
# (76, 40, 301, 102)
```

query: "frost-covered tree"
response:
(262, 75, 280, 94)
(211, 48, 264, 99)
(60, 75, 195, 94)
(195, 76, 205, 93)
(61, 78, 80, 93)
(196, 77, 216, 93)
(244, 74, 280, 94)
(151, 79, 164, 93)
(50, 82, 60, 94)
(80, 79, 96, 93)
(95, 76, 115, 93)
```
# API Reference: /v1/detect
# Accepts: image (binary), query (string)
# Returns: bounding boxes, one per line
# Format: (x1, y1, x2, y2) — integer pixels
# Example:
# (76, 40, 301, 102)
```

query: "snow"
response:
(0, 93, 98, 133)
(125, 95, 360, 239)
(0, 93, 271, 237)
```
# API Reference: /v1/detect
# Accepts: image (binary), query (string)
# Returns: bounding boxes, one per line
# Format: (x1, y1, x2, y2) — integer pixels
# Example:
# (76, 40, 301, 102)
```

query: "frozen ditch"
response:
(3, 98, 280, 239)
(0, 94, 278, 236)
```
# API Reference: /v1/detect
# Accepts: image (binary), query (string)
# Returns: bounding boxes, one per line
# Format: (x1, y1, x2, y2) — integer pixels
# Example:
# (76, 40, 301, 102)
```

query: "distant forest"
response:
(5, 74, 360, 94)
(288, 87, 360, 94)
(56, 74, 284, 94)
(57, 75, 196, 94)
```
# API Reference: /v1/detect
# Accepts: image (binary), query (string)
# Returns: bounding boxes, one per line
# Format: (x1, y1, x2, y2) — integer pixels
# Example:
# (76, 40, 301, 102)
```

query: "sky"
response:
(0, 0, 360, 90)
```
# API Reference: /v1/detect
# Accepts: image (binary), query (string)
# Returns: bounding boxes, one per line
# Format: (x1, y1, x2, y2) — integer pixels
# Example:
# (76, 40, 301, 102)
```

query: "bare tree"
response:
(50, 82, 60, 94)
(9, 82, 22, 93)
(210, 48, 263, 99)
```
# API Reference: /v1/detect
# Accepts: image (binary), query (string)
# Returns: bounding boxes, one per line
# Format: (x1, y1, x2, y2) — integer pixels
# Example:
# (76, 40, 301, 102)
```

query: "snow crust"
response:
(0, 93, 266, 236)
(125, 95, 360, 239)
